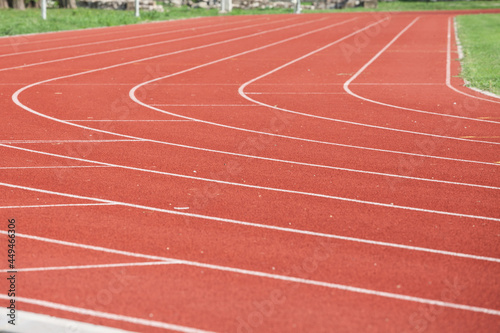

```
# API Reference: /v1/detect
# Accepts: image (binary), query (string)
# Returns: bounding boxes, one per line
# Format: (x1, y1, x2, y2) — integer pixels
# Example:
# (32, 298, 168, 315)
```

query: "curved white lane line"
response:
(11, 17, 333, 149)
(4, 142, 499, 191)
(0, 294, 214, 333)
(1, 182, 500, 263)
(0, 16, 301, 72)
(0, 17, 260, 59)
(10, 17, 499, 219)
(343, 18, 500, 124)
(4, 142, 500, 220)
(2, 232, 500, 317)
(447, 17, 500, 104)
(9, 17, 498, 203)
(6, 17, 500, 322)
(238, 17, 500, 147)
(130, 19, 500, 166)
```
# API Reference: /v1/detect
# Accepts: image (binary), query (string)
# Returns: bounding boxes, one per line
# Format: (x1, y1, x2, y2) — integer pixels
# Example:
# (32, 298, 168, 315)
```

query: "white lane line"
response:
(350, 83, 443, 86)
(0, 139, 144, 144)
(12, 18, 498, 189)
(0, 82, 443, 86)
(0, 182, 499, 264)
(0, 165, 112, 170)
(0, 83, 236, 85)
(130, 18, 380, 134)
(0, 16, 301, 72)
(10, 17, 333, 148)
(3, 231, 500, 317)
(245, 92, 346, 95)
(343, 18, 500, 124)
(0, 295, 214, 333)
(5, 83, 242, 86)
(4, 131, 500, 193)
(66, 119, 193, 122)
(447, 17, 500, 103)
(149, 104, 257, 107)
(0, 230, 172, 261)
(12, 20, 498, 187)
(0, 203, 117, 209)
(249, 83, 444, 86)
(0, 15, 219, 46)
(0, 310, 136, 333)
(238, 17, 500, 145)
(131, 17, 500, 165)
(0, 261, 180, 273)
(3, 144, 499, 221)
(0, 17, 258, 58)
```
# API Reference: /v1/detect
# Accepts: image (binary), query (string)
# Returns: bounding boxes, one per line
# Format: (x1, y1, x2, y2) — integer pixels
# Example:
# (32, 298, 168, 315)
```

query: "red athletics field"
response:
(1, 9, 499, 333)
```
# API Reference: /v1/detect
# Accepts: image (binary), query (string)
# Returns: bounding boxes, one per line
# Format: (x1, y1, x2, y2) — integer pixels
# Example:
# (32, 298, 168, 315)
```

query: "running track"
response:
(1, 9, 500, 333)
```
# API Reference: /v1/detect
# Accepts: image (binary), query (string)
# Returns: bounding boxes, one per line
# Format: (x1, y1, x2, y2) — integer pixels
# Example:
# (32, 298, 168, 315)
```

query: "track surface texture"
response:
(1, 10, 500, 333)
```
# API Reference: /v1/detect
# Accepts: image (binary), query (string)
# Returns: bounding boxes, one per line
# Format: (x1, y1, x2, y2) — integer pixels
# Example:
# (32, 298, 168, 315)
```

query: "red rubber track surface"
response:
(1, 10, 500, 333)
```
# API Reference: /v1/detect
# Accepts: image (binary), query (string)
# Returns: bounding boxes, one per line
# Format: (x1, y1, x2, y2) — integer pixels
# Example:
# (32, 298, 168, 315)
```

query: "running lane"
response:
(1, 11, 499, 333)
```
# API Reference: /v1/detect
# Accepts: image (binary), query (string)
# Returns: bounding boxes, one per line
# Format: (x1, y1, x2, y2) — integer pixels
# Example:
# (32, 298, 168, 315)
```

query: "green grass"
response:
(456, 14, 500, 95)
(304, 0, 500, 13)
(0, 6, 296, 36)
(1, 1, 500, 36)
(0, 7, 223, 36)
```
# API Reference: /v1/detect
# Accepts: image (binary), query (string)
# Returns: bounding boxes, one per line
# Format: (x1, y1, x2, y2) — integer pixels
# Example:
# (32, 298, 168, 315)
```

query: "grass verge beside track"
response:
(303, 0, 500, 13)
(0, 7, 220, 36)
(1, 1, 500, 36)
(0, 6, 297, 36)
(456, 13, 500, 96)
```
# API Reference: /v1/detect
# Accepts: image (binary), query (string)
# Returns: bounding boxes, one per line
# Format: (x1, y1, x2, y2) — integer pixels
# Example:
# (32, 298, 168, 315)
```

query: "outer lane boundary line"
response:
(446, 17, 500, 104)
(343, 18, 500, 123)
(2, 231, 500, 317)
(3, 142, 500, 220)
(0, 181, 499, 264)
(0, 294, 214, 333)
